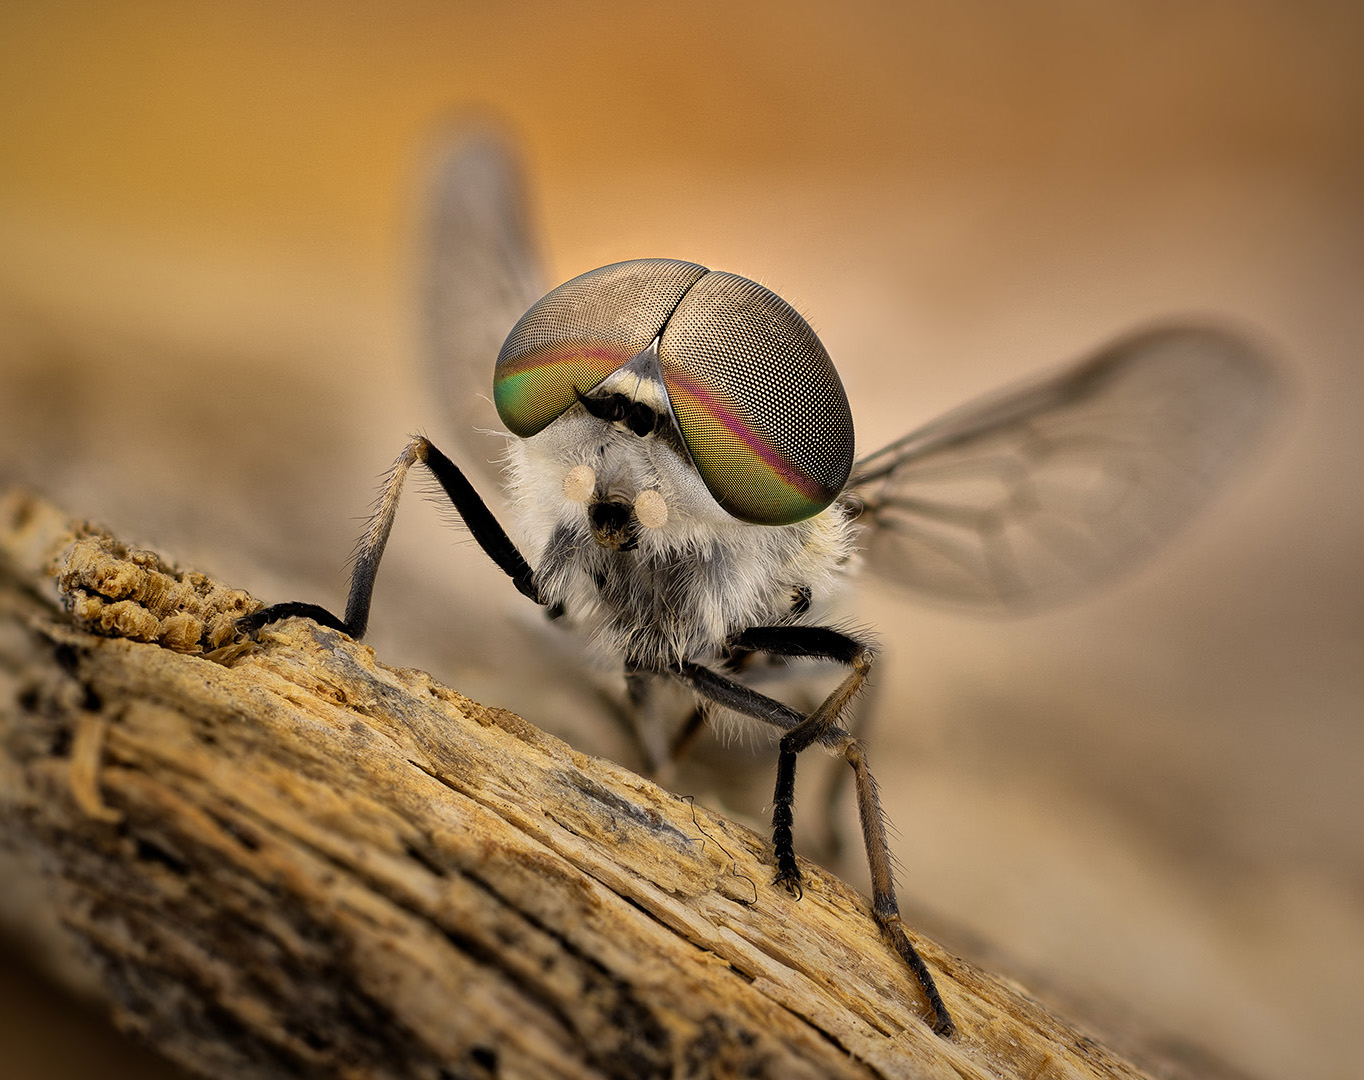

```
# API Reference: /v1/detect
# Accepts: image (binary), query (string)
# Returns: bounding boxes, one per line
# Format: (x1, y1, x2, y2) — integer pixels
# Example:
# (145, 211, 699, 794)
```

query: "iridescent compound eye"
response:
(494, 258, 855, 525)
(494, 259, 709, 436)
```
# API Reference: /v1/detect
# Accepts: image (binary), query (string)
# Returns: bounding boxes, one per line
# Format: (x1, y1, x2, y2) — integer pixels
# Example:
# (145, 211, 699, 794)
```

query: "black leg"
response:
(671, 660, 817, 735)
(420, 440, 540, 604)
(725, 625, 868, 666)
(727, 624, 870, 870)
(670, 659, 834, 893)
(727, 625, 873, 889)
(240, 436, 541, 638)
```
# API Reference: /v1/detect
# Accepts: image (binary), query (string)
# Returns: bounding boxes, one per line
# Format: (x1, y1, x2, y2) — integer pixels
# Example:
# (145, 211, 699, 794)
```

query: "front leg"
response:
(240, 435, 542, 638)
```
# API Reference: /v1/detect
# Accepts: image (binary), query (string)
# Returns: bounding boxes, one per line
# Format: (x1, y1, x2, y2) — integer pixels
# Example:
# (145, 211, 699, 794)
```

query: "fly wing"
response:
(419, 123, 547, 490)
(844, 325, 1281, 612)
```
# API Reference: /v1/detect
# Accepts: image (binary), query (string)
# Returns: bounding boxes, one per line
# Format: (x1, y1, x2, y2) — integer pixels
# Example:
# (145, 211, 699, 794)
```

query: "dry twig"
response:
(0, 486, 1154, 1080)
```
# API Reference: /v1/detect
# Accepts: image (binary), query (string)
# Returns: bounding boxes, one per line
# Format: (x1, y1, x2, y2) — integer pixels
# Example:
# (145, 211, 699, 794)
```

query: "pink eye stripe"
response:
(662, 366, 833, 519)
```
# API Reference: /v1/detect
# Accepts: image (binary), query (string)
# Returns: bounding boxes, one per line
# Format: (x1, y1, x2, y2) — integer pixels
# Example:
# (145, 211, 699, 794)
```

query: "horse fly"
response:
(243, 133, 1280, 1038)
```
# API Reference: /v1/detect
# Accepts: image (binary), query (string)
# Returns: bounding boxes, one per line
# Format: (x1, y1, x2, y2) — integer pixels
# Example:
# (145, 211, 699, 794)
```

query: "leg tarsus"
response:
(773, 863, 803, 899)
(846, 738, 956, 1037)
(770, 749, 804, 894)
(239, 602, 349, 636)
(875, 910, 956, 1038)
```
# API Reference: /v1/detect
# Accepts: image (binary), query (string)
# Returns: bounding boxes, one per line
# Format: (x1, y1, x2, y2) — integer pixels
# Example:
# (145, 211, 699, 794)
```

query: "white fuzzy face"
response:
(502, 405, 856, 669)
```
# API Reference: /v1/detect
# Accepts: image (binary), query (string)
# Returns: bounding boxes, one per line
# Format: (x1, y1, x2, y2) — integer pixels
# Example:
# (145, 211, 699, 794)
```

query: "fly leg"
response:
(240, 435, 541, 638)
(721, 627, 873, 894)
(670, 644, 955, 1037)
(813, 670, 881, 863)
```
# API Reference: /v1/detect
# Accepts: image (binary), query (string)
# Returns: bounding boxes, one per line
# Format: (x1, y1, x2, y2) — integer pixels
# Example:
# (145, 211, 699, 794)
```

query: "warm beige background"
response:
(2, 3, 1361, 1078)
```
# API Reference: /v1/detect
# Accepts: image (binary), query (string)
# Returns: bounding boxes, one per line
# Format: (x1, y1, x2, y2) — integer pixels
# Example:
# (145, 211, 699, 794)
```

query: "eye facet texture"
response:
(494, 259, 855, 525)
(494, 259, 708, 437)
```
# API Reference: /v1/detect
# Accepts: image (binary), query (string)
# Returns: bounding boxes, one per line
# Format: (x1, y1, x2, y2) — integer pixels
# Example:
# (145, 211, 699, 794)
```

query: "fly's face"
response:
(492, 260, 863, 665)
(493, 258, 857, 530)
(511, 341, 761, 558)
(552, 341, 707, 553)
(504, 389, 859, 668)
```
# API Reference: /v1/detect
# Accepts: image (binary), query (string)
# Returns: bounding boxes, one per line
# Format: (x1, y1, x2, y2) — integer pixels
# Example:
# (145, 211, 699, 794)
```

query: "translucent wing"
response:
(419, 122, 547, 489)
(845, 325, 1281, 612)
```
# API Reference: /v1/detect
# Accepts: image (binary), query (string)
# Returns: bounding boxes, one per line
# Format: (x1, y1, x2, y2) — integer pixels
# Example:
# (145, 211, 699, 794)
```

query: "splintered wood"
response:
(0, 487, 1155, 1080)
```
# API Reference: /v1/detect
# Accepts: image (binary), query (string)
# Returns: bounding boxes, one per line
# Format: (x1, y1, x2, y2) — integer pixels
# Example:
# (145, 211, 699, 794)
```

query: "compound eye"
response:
(659, 272, 854, 525)
(494, 259, 708, 436)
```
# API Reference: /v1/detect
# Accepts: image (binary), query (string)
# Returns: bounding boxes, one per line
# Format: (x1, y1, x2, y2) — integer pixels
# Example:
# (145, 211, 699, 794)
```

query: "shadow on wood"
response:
(0, 485, 1156, 1079)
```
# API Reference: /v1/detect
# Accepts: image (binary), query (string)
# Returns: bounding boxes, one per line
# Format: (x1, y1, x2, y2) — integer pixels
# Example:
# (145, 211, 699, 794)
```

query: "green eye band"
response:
(493, 343, 634, 436)
(495, 259, 707, 436)
(661, 364, 840, 524)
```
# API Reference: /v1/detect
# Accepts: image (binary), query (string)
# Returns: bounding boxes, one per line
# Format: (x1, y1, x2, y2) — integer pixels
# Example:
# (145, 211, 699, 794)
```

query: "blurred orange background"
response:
(2, 3, 1362, 1078)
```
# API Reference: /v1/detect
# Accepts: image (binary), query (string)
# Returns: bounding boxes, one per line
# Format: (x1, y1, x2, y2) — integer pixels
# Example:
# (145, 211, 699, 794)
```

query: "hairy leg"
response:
(240, 436, 541, 638)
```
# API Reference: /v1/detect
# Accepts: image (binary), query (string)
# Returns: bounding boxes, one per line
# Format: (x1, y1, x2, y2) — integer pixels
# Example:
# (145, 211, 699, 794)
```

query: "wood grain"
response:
(0, 486, 1154, 1080)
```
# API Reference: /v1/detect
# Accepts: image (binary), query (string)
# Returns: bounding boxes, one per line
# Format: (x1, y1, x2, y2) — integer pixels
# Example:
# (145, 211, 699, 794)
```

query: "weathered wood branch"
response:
(0, 486, 1154, 1080)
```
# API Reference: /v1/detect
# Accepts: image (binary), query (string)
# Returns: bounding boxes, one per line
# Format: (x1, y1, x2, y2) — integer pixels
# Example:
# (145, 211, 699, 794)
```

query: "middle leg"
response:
(668, 642, 954, 1035)
(721, 625, 875, 891)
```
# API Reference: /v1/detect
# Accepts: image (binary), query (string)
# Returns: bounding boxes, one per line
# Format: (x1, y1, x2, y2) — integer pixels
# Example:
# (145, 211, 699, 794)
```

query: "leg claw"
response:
(774, 866, 804, 900)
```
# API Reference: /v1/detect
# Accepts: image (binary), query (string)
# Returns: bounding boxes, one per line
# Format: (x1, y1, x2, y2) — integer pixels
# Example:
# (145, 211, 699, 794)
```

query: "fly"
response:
(241, 130, 1281, 1038)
